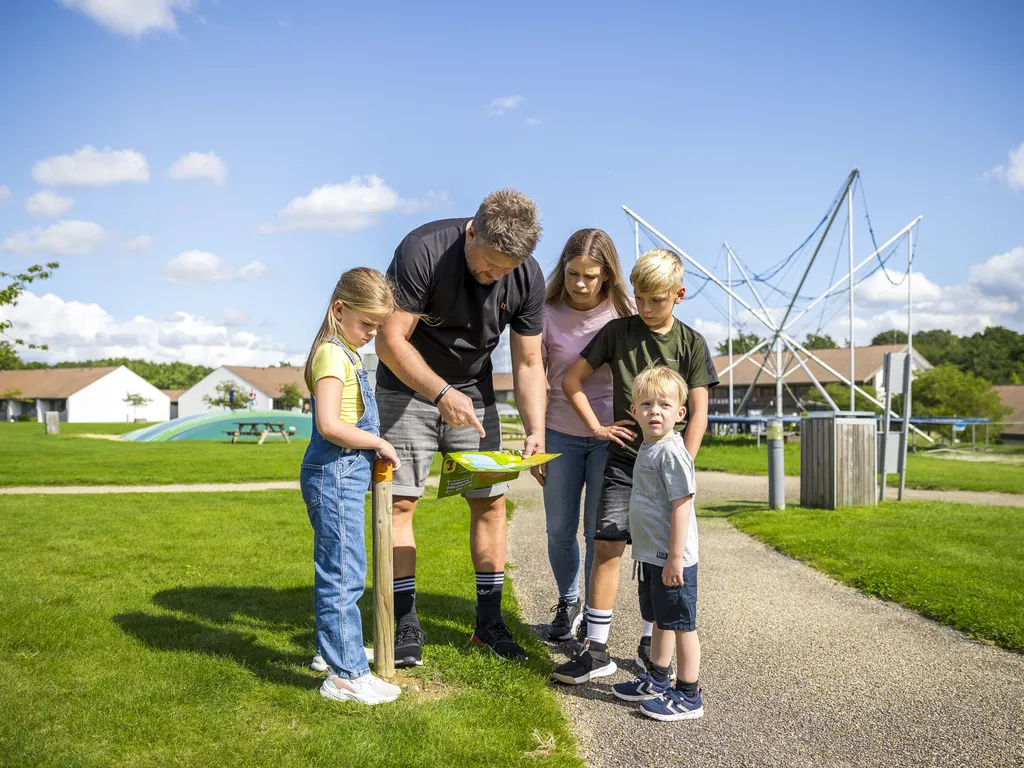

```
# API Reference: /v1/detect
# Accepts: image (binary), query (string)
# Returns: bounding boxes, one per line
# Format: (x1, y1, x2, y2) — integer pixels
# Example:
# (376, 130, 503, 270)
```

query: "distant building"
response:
(994, 385, 1024, 442)
(0, 366, 170, 423)
(162, 389, 185, 419)
(177, 365, 310, 418)
(710, 343, 932, 415)
(493, 373, 515, 403)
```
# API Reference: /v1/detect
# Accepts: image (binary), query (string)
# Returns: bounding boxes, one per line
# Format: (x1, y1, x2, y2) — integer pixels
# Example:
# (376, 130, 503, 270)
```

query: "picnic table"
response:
(226, 421, 292, 445)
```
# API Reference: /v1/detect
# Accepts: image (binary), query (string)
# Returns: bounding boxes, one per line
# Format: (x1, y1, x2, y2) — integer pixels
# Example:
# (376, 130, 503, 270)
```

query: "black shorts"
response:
(638, 561, 698, 632)
(593, 451, 634, 541)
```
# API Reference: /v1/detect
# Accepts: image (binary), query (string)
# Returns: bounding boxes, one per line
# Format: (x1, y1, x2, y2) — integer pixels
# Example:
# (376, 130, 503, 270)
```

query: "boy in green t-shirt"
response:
(551, 248, 718, 686)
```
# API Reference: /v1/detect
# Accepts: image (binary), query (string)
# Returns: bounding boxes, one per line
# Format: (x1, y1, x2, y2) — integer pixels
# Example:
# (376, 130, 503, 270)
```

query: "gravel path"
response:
(505, 473, 1024, 768)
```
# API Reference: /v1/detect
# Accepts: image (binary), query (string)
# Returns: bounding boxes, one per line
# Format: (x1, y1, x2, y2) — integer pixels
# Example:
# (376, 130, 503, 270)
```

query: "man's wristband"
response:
(433, 384, 452, 406)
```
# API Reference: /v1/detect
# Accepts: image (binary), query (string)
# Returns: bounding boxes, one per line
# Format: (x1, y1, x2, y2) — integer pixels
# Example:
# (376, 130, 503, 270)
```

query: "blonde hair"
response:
(545, 228, 633, 319)
(304, 267, 396, 393)
(632, 365, 689, 407)
(630, 248, 684, 295)
(473, 189, 542, 263)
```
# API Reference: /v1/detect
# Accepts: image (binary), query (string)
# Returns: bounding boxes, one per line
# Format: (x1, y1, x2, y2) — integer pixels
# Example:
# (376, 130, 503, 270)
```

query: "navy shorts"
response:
(637, 561, 698, 632)
(593, 451, 634, 541)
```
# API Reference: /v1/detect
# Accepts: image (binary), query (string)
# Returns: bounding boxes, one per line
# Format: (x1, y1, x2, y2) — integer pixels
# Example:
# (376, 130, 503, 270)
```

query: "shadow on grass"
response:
(698, 501, 765, 519)
(114, 586, 484, 686)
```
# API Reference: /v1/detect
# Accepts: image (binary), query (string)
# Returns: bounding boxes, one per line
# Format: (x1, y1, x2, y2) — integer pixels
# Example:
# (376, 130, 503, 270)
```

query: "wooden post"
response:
(371, 459, 395, 679)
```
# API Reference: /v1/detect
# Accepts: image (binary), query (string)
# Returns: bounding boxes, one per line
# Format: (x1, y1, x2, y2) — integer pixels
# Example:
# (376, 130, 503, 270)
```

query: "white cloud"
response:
(3, 220, 108, 255)
(238, 260, 267, 282)
(169, 151, 227, 185)
(855, 269, 943, 305)
(25, 190, 75, 218)
(32, 145, 149, 187)
(0, 291, 302, 367)
(524, 117, 543, 126)
(264, 175, 441, 233)
(58, 0, 192, 39)
(222, 307, 249, 326)
(0, 185, 10, 205)
(986, 141, 1024, 191)
(124, 234, 152, 252)
(164, 251, 232, 285)
(968, 246, 1024, 301)
(488, 95, 526, 116)
(163, 252, 269, 285)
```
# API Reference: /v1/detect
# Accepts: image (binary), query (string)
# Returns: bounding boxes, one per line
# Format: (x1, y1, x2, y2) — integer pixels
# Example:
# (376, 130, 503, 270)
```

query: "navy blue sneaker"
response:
(641, 688, 704, 721)
(612, 672, 671, 702)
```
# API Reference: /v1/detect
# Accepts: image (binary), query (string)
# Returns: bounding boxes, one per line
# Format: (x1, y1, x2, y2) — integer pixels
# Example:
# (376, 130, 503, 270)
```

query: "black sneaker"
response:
(635, 635, 652, 671)
(569, 610, 588, 656)
(635, 634, 675, 680)
(471, 618, 528, 661)
(395, 618, 426, 668)
(551, 639, 618, 685)
(547, 598, 583, 641)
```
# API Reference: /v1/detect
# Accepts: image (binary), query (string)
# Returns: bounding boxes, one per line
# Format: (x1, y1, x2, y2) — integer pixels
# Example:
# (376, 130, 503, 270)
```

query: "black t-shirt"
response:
(376, 218, 545, 405)
(581, 315, 719, 459)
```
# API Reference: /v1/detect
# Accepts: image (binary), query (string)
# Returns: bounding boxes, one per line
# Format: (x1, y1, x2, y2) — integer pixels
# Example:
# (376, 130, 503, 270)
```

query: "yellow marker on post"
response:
(371, 459, 395, 679)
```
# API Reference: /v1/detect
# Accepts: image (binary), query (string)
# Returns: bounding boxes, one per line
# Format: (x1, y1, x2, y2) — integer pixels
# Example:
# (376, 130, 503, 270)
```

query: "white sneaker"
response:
(320, 673, 401, 705)
(311, 648, 374, 672)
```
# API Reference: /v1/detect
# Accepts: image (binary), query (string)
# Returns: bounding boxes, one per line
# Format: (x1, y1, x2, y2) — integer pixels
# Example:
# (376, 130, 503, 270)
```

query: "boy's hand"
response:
(662, 555, 684, 587)
(594, 419, 636, 447)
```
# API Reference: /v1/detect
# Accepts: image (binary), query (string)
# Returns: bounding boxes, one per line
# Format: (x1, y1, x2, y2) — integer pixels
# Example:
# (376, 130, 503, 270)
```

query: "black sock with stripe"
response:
(475, 571, 504, 625)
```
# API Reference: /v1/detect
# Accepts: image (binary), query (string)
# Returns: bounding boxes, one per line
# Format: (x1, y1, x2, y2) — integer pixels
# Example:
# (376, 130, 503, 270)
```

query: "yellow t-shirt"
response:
(310, 341, 364, 424)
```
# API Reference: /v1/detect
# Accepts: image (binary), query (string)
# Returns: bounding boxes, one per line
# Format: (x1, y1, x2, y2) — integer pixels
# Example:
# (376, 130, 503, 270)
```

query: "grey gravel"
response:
(506, 472, 1024, 768)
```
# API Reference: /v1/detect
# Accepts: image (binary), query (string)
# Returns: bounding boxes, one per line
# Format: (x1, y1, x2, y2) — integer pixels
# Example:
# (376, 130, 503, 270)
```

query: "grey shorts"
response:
(376, 387, 505, 499)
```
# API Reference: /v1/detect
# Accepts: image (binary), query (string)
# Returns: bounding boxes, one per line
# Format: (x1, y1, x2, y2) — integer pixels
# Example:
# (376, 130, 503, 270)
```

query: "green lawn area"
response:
(0, 490, 580, 767)
(0, 423, 444, 487)
(694, 436, 1024, 495)
(701, 500, 1024, 653)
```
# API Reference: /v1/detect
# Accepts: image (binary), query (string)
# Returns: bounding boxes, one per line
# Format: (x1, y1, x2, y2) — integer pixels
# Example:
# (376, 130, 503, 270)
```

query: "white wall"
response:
(178, 366, 271, 419)
(66, 366, 170, 423)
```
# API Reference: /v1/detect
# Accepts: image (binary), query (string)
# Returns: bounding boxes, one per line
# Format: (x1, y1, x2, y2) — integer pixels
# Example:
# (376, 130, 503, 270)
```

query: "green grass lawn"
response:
(694, 436, 1024, 495)
(0, 490, 580, 767)
(0, 424, 444, 487)
(701, 500, 1024, 653)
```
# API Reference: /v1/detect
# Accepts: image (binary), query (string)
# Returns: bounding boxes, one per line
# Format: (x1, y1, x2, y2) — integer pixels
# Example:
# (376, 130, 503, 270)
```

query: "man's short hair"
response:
(631, 248, 684, 295)
(632, 365, 689, 407)
(472, 189, 542, 263)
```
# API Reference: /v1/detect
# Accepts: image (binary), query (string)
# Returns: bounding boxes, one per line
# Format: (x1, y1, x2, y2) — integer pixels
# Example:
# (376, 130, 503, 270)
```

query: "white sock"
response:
(642, 621, 654, 637)
(587, 607, 612, 645)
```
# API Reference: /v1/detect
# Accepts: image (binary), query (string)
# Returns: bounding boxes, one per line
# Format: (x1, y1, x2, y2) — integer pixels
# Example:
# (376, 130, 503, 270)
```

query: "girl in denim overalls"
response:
(300, 268, 402, 705)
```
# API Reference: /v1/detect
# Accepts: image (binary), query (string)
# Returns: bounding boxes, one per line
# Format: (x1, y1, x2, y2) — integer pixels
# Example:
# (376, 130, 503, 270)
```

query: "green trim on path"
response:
(122, 410, 312, 442)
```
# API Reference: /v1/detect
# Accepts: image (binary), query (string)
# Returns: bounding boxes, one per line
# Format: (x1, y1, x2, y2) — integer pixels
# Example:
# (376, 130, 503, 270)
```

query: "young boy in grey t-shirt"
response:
(612, 365, 703, 721)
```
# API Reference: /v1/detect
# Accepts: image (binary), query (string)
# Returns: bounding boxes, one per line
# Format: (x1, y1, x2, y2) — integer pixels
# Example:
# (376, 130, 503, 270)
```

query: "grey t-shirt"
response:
(629, 432, 699, 568)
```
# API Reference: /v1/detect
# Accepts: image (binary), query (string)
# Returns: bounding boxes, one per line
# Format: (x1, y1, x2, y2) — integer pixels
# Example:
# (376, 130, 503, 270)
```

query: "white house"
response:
(0, 366, 170, 423)
(178, 365, 311, 418)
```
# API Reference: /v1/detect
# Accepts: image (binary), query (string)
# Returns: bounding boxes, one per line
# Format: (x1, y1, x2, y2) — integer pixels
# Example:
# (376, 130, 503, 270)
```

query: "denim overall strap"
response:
(328, 336, 378, 435)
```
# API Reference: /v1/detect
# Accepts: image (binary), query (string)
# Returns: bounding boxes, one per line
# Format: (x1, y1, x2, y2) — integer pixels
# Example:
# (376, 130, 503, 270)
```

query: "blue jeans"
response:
(542, 428, 608, 603)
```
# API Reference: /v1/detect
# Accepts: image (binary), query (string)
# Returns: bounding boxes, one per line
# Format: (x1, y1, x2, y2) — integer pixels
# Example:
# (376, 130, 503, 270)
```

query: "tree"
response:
(203, 380, 248, 410)
(1, 262, 59, 366)
(803, 333, 838, 350)
(911, 364, 1010, 422)
(871, 329, 908, 346)
(123, 392, 152, 421)
(716, 332, 763, 356)
(278, 382, 303, 410)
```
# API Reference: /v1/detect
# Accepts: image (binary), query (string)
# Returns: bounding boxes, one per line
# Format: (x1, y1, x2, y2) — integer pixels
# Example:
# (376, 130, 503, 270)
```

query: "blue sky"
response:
(1, 0, 1022, 370)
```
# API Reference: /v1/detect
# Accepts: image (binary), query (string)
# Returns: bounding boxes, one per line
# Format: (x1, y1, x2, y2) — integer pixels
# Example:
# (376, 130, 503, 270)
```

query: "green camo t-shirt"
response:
(580, 316, 718, 459)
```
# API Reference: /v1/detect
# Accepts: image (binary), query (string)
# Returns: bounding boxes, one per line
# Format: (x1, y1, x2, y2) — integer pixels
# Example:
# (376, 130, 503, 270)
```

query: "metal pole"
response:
(880, 354, 892, 501)
(634, 219, 640, 264)
(768, 340, 786, 510)
(727, 247, 735, 422)
(848, 183, 856, 411)
(776, 337, 784, 418)
(898, 228, 913, 500)
(781, 337, 839, 411)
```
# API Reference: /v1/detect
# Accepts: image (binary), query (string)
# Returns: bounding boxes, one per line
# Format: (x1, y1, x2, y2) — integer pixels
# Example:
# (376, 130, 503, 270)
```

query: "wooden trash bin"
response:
(800, 411, 877, 509)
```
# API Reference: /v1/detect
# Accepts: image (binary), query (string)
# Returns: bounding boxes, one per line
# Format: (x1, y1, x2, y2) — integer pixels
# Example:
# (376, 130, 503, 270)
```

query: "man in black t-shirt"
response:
(375, 189, 546, 666)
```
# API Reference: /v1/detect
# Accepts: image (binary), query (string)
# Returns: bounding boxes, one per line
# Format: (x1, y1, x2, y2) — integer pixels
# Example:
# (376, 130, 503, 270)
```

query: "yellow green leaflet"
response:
(437, 450, 561, 498)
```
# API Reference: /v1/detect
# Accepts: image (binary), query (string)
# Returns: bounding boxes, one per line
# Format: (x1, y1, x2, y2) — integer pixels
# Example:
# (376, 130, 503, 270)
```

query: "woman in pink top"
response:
(539, 228, 634, 641)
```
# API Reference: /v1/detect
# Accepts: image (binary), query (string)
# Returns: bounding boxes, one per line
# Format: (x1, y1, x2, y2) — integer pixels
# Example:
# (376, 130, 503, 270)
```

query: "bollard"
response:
(371, 459, 395, 679)
(767, 419, 785, 510)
